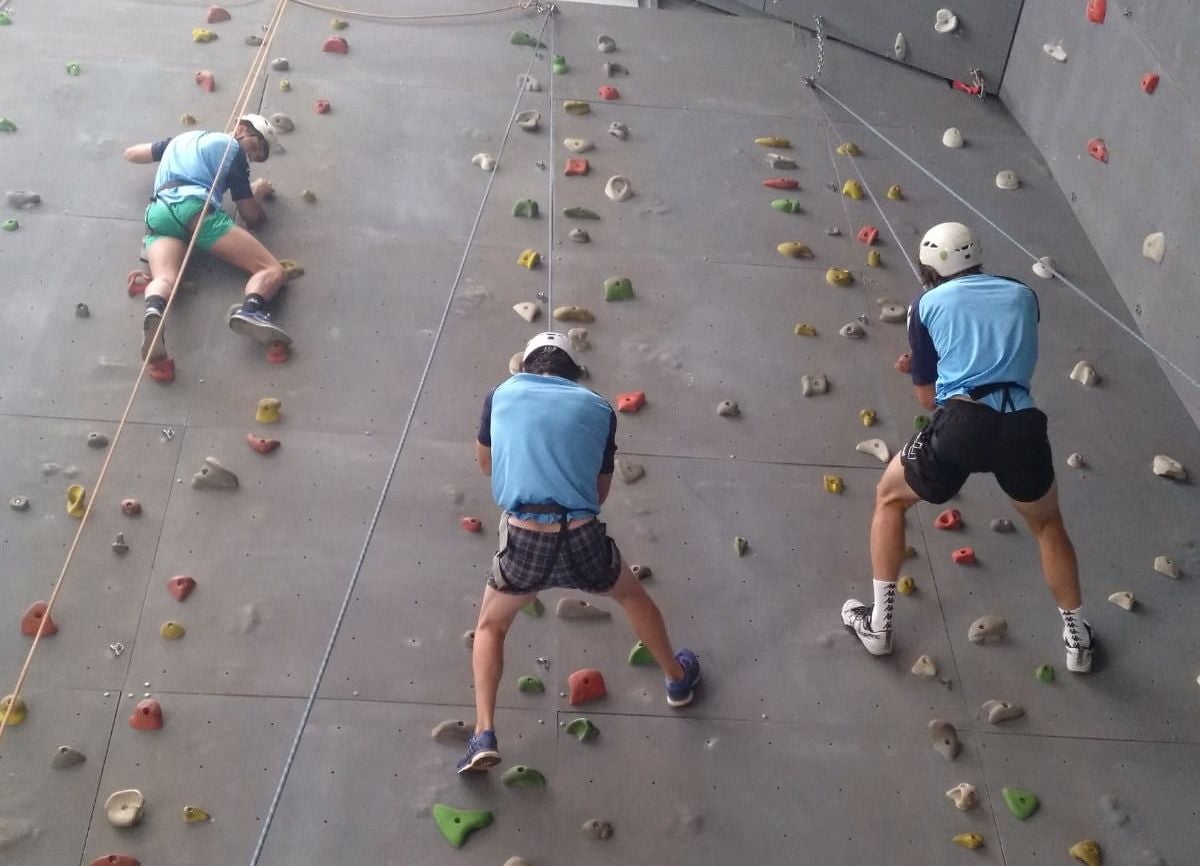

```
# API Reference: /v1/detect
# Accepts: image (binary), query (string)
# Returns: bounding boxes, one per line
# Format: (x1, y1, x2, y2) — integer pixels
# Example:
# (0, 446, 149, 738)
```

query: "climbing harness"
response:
(965, 381, 1025, 413)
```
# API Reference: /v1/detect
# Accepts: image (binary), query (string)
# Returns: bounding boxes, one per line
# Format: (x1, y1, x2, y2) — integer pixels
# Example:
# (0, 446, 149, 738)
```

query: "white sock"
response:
(871, 580, 896, 632)
(1059, 606, 1091, 646)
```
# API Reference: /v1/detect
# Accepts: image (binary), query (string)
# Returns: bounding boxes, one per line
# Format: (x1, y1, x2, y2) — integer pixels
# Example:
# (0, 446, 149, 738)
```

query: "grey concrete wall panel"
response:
(1002, 0, 1200, 427)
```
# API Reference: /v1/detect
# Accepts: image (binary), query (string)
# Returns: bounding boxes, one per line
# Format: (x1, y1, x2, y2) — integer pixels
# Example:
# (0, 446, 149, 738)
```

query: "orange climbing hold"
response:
(206, 5, 231, 23)
(1087, 137, 1108, 163)
(597, 85, 619, 100)
(20, 601, 58, 637)
(1086, 0, 1106, 23)
(266, 342, 290, 364)
(568, 669, 607, 705)
(314, 100, 331, 114)
(762, 178, 799, 190)
(129, 698, 163, 731)
(461, 517, 483, 532)
(89, 856, 140, 866)
(195, 69, 215, 92)
(1141, 72, 1159, 94)
(616, 391, 646, 413)
(127, 270, 151, 296)
(323, 35, 348, 54)
(856, 225, 879, 245)
(167, 575, 196, 601)
(246, 433, 280, 455)
(935, 508, 962, 530)
(952, 548, 976, 565)
(564, 158, 590, 177)
(147, 357, 176, 384)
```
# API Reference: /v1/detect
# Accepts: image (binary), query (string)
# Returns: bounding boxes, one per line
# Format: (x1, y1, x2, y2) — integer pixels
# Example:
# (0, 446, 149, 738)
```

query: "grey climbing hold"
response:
(1066, 453, 1085, 468)
(608, 122, 629, 140)
(1099, 793, 1130, 827)
(566, 717, 600, 741)
(6, 190, 41, 208)
(894, 32, 907, 60)
(517, 675, 544, 694)
(111, 533, 129, 554)
(605, 176, 633, 202)
(515, 110, 540, 131)
(839, 321, 865, 339)
(630, 563, 651, 580)
(604, 62, 628, 77)
(513, 302, 540, 323)
(617, 459, 644, 484)
(825, 227, 841, 236)
(946, 783, 978, 811)
(75, 303, 90, 318)
(1142, 232, 1165, 264)
(717, 400, 740, 417)
(877, 300, 906, 323)
(990, 518, 1015, 533)
(1152, 454, 1186, 480)
(517, 73, 541, 92)
(856, 439, 890, 463)
(911, 655, 937, 677)
(1108, 591, 1135, 610)
(1070, 361, 1099, 386)
(928, 719, 961, 760)
(942, 127, 964, 148)
(568, 228, 590, 243)
(1032, 256, 1056, 278)
(51, 745, 86, 768)
(567, 328, 589, 350)
(245, 35, 263, 46)
(765, 153, 796, 170)
(734, 536, 749, 557)
(431, 719, 472, 742)
(799, 374, 828, 397)
(105, 788, 146, 828)
(270, 57, 289, 71)
(1043, 41, 1068, 62)
(461, 629, 474, 650)
(502, 765, 547, 787)
(301, 189, 317, 203)
(995, 169, 1020, 190)
(556, 597, 611, 620)
(9, 496, 28, 511)
(191, 456, 239, 489)
(1153, 555, 1180, 578)
(268, 113, 294, 134)
(597, 34, 616, 53)
(968, 615, 1007, 643)
(87, 432, 108, 449)
(934, 8, 959, 33)
(983, 699, 1025, 724)
(563, 137, 593, 153)
(581, 819, 614, 840)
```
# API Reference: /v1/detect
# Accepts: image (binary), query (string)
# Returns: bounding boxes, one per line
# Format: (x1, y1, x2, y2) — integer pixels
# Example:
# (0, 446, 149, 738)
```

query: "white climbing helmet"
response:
(523, 331, 580, 367)
(919, 221, 981, 277)
(237, 114, 272, 158)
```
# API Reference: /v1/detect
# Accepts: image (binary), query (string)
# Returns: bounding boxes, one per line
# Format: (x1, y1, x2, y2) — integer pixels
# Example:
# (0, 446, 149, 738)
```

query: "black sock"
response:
(145, 295, 167, 314)
(242, 293, 266, 313)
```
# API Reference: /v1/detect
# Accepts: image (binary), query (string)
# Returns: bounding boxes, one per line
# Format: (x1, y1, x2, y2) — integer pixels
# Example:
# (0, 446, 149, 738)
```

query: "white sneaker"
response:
(841, 599, 894, 656)
(1064, 620, 1094, 674)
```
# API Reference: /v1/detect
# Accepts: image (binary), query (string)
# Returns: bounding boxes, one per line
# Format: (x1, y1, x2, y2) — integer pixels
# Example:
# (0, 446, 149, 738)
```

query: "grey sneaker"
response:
(841, 599, 894, 656)
(1064, 620, 1094, 674)
(141, 307, 167, 361)
(229, 305, 292, 346)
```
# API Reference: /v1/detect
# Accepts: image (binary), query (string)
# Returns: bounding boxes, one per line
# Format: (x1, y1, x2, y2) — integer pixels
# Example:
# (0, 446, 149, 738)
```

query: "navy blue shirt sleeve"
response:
(908, 295, 939, 386)
(226, 149, 253, 201)
(150, 138, 172, 161)
(477, 389, 494, 447)
(599, 409, 618, 475)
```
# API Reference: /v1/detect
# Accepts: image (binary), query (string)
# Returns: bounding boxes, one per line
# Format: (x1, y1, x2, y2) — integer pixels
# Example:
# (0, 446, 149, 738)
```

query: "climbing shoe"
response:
(665, 649, 701, 707)
(456, 729, 501, 774)
(229, 305, 292, 346)
(841, 600, 894, 656)
(141, 307, 167, 362)
(1063, 619, 1094, 674)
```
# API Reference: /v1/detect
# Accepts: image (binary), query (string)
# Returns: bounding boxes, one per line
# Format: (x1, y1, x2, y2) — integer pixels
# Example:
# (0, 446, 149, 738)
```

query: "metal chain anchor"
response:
(520, 0, 556, 14)
(803, 14, 825, 88)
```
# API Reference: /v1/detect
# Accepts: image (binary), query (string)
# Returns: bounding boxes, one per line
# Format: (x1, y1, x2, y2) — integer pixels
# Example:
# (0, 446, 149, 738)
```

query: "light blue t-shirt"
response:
(478, 374, 618, 523)
(151, 131, 252, 209)
(908, 273, 1040, 412)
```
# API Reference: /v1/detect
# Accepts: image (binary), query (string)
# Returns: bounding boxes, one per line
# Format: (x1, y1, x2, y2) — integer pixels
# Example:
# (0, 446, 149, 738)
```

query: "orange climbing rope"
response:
(0, 0, 293, 742)
(290, 0, 541, 22)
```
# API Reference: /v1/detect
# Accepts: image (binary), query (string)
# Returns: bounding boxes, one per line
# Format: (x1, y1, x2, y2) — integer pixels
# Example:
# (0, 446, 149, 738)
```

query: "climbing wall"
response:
(1, 2, 1198, 865)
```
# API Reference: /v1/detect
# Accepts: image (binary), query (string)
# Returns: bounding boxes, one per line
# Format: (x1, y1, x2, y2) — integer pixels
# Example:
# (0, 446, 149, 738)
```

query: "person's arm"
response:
(597, 408, 617, 505)
(475, 390, 494, 476)
(907, 296, 940, 410)
(913, 383, 936, 411)
(235, 195, 267, 228)
(124, 138, 172, 164)
(227, 150, 267, 227)
(475, 441, 492, 476)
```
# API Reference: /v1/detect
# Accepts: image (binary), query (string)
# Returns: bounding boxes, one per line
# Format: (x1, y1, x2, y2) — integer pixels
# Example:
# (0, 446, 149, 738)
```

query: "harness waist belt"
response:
(512, 503, 569, 514)
(965, 381, 1026, 413)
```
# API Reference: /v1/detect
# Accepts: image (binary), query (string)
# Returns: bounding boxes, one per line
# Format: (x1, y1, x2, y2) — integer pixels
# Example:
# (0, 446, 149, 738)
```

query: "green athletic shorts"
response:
(143, 198, 234, 251)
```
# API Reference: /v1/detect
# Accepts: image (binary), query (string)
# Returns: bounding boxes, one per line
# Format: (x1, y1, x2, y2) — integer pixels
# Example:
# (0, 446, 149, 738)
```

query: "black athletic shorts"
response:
(900, 400, 1055, 504)
(488, 516, 622, 594)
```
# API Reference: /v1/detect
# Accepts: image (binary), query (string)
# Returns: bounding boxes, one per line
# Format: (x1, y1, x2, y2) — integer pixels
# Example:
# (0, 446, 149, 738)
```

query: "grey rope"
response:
(246, 8, 556, 864)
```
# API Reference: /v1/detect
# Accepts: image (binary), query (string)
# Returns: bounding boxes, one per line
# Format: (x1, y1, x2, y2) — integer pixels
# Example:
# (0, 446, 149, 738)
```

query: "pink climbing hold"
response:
(120, 499, 142, 516)
(461, 516, 483, 532)
(856, 225, 879, 245)
(21, 601, 58, 637)
(597, 85, 619, 100)
(952, 547, 976, 565)
(616, 391, 646, 413)
(129, 698, 163, 731)
(246, 433, 280, 454)
(206, 5, 231, 23)
(1141, 72, 1160, 94)
(314, 99, 331, 114)
(564, 158, 590, 177)
(763, 178, 799, 190)
(195, 69, 215, 92)
(265, 342, 290, 364)
(1087, 137, 1108, 163)
(147, 357, 176, 384)
(322, 35, 349, 54)
(935, 508, 962, 530)
(89, 856, 141, 866)
(126, 270, 151, 297)
(1087, 0, 1106, 23)
(167, 575, 196, 601)
(568, 669, 607, 705)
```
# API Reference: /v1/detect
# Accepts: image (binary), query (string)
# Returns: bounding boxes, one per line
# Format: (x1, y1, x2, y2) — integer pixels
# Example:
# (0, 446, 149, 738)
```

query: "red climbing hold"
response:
(129, 698, 163, 731)
(949, 79, 982, 96)
(935, 508, 962, 530)
(206, 5, 231, 23)
(195, 69, 215, 92)
(597, 85, 620, 100)
(265, 341, 290, 364)
(568, 669, 607, 705)
(1087, 0, 1106, 23)
(167, 575, 196, 601)
(120, 499, 142, 516)
(246, 433, 280, 455)
(763, 178, 799, 190)
(461, 517, 483, 532)
(1141, 72, 1160, 94)
(127, 270, 151, 297)
(147, 357, 176, 384)
(323, 35, 349, 54)
(564, 158, 590, 177)
(616, 391, 646, 413)
(856, 225, 879, 246)
(951, 547, 976, 565)
(21, 601, 58, 637)
(89, 856, 141, 866)
(1087, 137, 1108, 163)
(314, 100, 331, 114)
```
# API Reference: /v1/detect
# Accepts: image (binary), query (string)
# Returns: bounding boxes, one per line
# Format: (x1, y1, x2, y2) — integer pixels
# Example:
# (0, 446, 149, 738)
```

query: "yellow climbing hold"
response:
(793, 323, 817, 337)
(755, 136, 791, 148)
(841, 180, 864, 200)
(867, 249, 882, 267)
(517, 249, 541, 269)
(860, 408, 877, 427)
(160, 621, 186, 640)
(256, 397, 282, 424)
(279, 260, 305, 281)
(954, 833, 984, 850)
(0, 694, 27, 726)
(67, 485, 86, 518)
(182, 805, 212, 823)
(777, 242, 814, 259)
(180, 113, 197, 126)
(836, 141, 861, 156)
(1068, 840, 1101, 866)
(825, 268, 853, 287)
(330, 17, 349, 29)
(192, 28, 218, 43)
(553, 306, 595, 323)
(897, 576, 915, 595)
(823, 475, 844, 494)
(564, 101, 591, 115)
(280, 79, 291, 92)
(886, 184, 903, 200)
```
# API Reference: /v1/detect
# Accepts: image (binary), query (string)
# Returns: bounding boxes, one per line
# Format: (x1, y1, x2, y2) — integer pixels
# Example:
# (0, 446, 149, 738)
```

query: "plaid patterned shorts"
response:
(488, 516, 622, 595)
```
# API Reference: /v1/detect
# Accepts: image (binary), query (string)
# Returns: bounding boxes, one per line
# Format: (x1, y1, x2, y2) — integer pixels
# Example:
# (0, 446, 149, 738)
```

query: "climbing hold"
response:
(182, 806, 211, 823)
(793, 323, 817, 337)
(877, 300, 905, 322)
(563, 137, 593, 154)
(431, 719, 471, 742)
(1108, 591, 1135, 611)
(897, 575, 915, 595)
(597, 34, 616, 52)
(160, 621, 186, 640)
(551, 54, 568, 74)
(894, 33, 907, 60)
(856, 226, 879, 245)
(191, 456, 239, 489)
(608, 122, 629, 140)
(564, 158, 590, 177)
(856, 439, 890, 463)
(1087, 137, 1109, 163)
(471, 153, 496, 171)
(607, 63, 628, 77)
(1032, 256, 1056, 278)
(995, 169, 1019, 190)
(67, 484, 86, 518)
(1066, 452, 1085, 469)
(933, 9, 959, 33)
(582, 819, 614, 839)
(990, 518, 1014, 532)
(10, 496, 29, 511)
(510, 30, 543, 48)
(942, 127, 964, 148)
(1141, 72, 1160, 94)
(516, 110, 540, 131)
(6, 190, 41, 209)
(598, 85, 620, 100)
(516, 249, 542, 270)
(564, 101, 591, 115)
(952, 547, 976, 565)
(512, 198, 540, 218)
(604, 276, 634, 301)
(256, 397, 282, 423)
(968, 615, 1007, 643)
(885, 184, 903, 200)
(1069, 361, 1099, 386)
(556, 598, 611, 620)
(459, 516, 483, 534)
(867, 253, 881, 272)
(1002, 787, 1040, 820)
(935, 508, 962, 530)
(206, 5, 231, 23)
(605, 176, 633, 201)
(314, 99, 331, 114)
(21, 602, 58, 637)
(502, 765, 547, 787)
(734, 536, 749, 557)
(554, 305, 595, 323)
(268, 113, 294, 134)
(825, 268, 853, 287)
(928, 719, 961, 760)
(777, 242, 813, 259)
(911, 655, 937, 677)
(953, 833, 984, 850)
(1069, 840, 1102, 866)
(763, 178, 800, 192)
(111, 533, 129, 555)
(717, 400, 740, 417)
(1087, 0, 1106, 23)
(841, 180, 864, 199)
(859, 409, 877, 426)
(983, 699, 1025, 724)
(568, 669, 607, 705)
(562, 206, 600, 221)
(87, 432, 109, 449)
(947, 783, 979, 811)
(566, 717, 600, 741)
(1142, 232, 1166, 264)
(105, 789, 146, 828)
(770, 198, 802, 214)
(835, 141, 860, 157)
(823, 475, 845, 494)
(168, 575, 196, 601)
(517, 675, 544, 694)
(244, 35, 263, 46)
(246, 433, 281, 455)
(630, 563, 651, 580)
(1, 218, 19, 232)
(330, 17, 349, 29)
(766, 153, 797, 170)
(88, 857, 139, 866)
(800, 374, 829, 396)
(1152, 454, 1187, 480)
(66, 60, 82, 76)
(129, 698, 163, 731)
(0, 118, 17, 133)
(517, 73, 541, 92)
(195, 69, 216, 92)
(512, 302, 540, 323)
(432, 804, 493, 849)
(51, 746, 86, 769)
(756, 136, 791, 148)
(74, 302, 90, 318)
(0, 694, 26, 727)
(1035, 664, 1055, 682)
(617, 460, 645, 484)
(628, 641, 654, 665)
(1153, 555, 1180, 578)
(839, 322, 865, 339)
(568, 328, 590, 350)
(616, 391, 646, 413)
(322, 35, 349, 54)
(192, 28, 218, 43)
(269, 58, 289, 72)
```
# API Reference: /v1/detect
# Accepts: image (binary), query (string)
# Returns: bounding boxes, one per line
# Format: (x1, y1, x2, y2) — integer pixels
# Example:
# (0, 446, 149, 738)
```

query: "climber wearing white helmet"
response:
(122, 114, 288, 381)
(457, 332, 701, 775)
(842, 222, 1094, 673)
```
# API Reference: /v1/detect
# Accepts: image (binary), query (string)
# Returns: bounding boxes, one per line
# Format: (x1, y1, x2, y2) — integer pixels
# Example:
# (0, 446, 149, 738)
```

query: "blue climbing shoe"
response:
(665, 649, 701, 707)
(456, 729, 501, 774)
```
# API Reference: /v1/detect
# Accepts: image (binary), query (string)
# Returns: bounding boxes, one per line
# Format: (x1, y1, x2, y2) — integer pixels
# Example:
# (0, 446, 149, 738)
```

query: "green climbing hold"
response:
(512, 198, 540, 218)
(2, 219, 18, 232)
(501, 765, 547, 787)
(1035, 664, 1055, 683)
(1002, 787, 1040, 820)
(734, 536, 749, 557)
(432, 804, 494, 848)
(517, 675, 544, 694)
(604, 276, 634, 302)
(521, 597, 544, 617)
(0, 118, 17, 132)
(66, 62, 82, 76)
(914, 414, 931, 431)
(562, 206, 600, 220)
(770, 198, 802, 214)
(510, 31, 544, 48)
(565, 717, 600, 741)
(552, 54, 568, 75)
(628, 641, 654, 666)
(0, 12, 11, 25)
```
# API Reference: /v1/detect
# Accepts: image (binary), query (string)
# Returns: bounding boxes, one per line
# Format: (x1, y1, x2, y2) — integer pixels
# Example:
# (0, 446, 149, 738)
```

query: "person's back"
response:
(152, 130, 247, 208)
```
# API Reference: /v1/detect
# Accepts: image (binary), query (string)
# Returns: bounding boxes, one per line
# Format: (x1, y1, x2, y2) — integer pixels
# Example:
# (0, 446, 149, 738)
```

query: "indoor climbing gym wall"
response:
(0, 1, 1197, 865)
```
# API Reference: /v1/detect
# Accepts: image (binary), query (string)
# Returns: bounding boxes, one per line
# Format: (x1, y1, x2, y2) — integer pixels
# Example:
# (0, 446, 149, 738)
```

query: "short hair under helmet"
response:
(237, 114, 272, 159)
(918, 222, 981, 277)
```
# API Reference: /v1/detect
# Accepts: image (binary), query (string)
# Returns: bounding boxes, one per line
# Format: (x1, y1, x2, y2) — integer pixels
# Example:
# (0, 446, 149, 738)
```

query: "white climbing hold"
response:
(1107, 591, 1134, 610)
(567, 328, 589, 351)
(856, 439, 891, 463)
(894, 32, 907, 60)
(968, 615, 1007, 644)
(995, 169, 1019, 190)
(716, 400, 740, 417)
(1043, 41, 1068, 62)
(105, 789, 146, 828)
(504, 859, 531, 866)
(1151, 454, 1187, 480)
(1069, 361, 1099, 387)
(556, 597, 611, 620)
(934, 8, 959, 33)
(946, 783, 979, 811)
(799, 374, 828, 397)
(513, 302, 540, 323)
(1066, 453, 1085, 468)
(597, 35, 616, 53)
(604, 175, 633, 202)
(982, 699, 1025, 724)
(517, 73, 540, 92)
(608, 122, 629, 140)
(942, 127, 964, 148)
(839, 321, 865, 339)
(911, 655, 937, 677)
(471, 152, 496, 171)
(1032, 256, 1056, 278)
(431, 719, 472, 741)
(765, 153, 796, 169)
(1142, 232, 1166, 264)
(1153, 555, 1180, 579)
(563, 137, 593, 153)
(516, 110, 541, 131)
(616, 459, 644, 484)
(191, 456, 238, 489)
(877, 300, 907, 323)
(508, 351, 523, 375)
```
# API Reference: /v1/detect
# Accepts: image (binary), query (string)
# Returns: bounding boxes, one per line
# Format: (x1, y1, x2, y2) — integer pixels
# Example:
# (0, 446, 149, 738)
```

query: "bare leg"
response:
(471, 585, 535, 734)
(1010, 482, 1081, 609)
(603, 562, 685, 682)
(145, 236, 186, 303)
(206, 225, 285, 300)
(869, 455, 922, 581)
